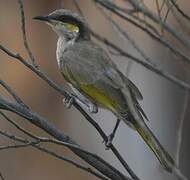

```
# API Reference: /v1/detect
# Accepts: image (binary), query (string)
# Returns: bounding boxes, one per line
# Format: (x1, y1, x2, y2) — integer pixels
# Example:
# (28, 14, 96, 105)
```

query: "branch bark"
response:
(0, 95, 130, 180)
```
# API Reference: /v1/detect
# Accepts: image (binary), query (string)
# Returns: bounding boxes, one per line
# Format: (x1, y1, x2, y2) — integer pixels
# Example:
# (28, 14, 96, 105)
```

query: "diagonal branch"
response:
(0, 43, 134, 179)
(0, 79, 27, 108)
(94, 0, 190, 65)
(170, 0, 190, 22)
(75, 103, 140, 180)
(0, 130, 109, 180)
(0, 95, 129, 180)
(124, 0, 190, 48)
(17, 0, 38, 67)
(90, 31, 190, 90)
(0, 171, 5, 180)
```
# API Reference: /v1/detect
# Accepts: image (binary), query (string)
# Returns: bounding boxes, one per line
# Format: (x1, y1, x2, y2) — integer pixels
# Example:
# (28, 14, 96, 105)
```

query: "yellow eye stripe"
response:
(63, 23, 79, 32)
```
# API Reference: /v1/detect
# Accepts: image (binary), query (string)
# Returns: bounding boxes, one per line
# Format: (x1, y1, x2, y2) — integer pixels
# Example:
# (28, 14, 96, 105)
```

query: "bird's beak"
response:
(33, 15, 51, 22)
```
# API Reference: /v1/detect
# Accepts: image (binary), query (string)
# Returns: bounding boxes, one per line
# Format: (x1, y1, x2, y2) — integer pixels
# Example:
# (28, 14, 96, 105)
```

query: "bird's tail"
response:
(133, 119, 175, 172)
(121, 88, 175, 172)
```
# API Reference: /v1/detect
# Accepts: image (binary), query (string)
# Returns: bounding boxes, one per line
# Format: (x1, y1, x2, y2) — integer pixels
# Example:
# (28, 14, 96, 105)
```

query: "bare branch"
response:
(125, 0, 190, 47)
(0, 130, 28, 143)
(17, 0, 38, 67)
(0, 79, 27, 108)
(173, 167, 188, 180)
(0, 130, 109, 180)
(74, 103, 140, 180)
(0, 42, 135, 179)
(170, 0, 190, 22)
(0, 171, 5, 180)
(0, 110, 112, 162)
(90, 31, 190, 90)
(175, 91, 189, 166)
(0, 142, 39, 151)
(96, 5, 155, 66)
(0, 44, 69, 98)
(35, 145, 109, 180)
(94, 0, 190, 67)
(0, 95, 129, 180)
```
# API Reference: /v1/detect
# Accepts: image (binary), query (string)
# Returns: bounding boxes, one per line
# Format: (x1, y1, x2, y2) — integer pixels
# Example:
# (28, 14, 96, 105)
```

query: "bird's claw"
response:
(63, 95, 74, 109)
(88, 104, 98, 114)
(103, 133, 114, 150)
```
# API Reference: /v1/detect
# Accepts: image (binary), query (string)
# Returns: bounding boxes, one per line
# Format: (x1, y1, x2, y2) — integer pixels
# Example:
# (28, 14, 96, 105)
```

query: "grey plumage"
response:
(34, 9, 175, 172)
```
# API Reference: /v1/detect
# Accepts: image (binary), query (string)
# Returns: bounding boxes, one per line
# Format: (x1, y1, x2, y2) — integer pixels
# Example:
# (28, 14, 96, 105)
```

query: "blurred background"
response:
(0, 0, 190, 179)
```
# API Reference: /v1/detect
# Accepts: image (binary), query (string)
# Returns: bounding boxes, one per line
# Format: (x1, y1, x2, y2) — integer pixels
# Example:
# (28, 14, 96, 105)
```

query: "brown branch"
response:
(0, 42, 135, 179)
(0, 171, 5, 180)
(17, 0, 38, 67)
(0, 172, 5, 180)
(90, 31, 190, 90)
(95, 5, 155, 66)
(0, 110, 111, 163)
(0, 79, 27, 108)
(125, 0, 190, 48)
(74, 103, 140, 180)
(94, 0, 190, 67)
(2, 1, 138, 178)
(170, 0, 190, 22)
(0, 142, 39, 151)
(175, 91, 189, 166)
(0, 95, 129, 180)
(0, 129, 109, 180)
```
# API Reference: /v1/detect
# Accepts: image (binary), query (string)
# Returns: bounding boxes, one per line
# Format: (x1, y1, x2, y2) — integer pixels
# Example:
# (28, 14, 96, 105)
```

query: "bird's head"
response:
(33, 9, 90, 41)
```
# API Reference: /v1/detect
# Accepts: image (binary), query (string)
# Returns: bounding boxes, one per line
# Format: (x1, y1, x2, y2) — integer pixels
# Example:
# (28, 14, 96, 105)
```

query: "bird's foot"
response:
(87, 103, 98, 114)
(103, 133, 114, 150)
(103, 119, 120, 150)
(62, 95, 74, 109)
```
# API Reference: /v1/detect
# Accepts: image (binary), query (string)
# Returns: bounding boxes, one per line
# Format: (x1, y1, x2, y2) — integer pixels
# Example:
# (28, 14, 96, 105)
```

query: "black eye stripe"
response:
(52, 15, 80, 27)
(48, 11, 90, 40)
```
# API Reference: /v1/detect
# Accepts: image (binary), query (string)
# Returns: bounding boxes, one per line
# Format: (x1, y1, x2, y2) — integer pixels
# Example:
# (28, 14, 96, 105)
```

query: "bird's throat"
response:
(56, 37, 75, 67)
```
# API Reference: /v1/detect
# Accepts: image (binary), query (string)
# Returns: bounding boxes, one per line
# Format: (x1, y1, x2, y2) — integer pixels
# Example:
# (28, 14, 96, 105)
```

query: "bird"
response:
(33, 9, 175, 172)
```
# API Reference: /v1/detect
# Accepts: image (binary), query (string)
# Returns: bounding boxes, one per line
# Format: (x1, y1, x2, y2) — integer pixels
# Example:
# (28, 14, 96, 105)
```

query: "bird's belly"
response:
(80, 84, 119, 113)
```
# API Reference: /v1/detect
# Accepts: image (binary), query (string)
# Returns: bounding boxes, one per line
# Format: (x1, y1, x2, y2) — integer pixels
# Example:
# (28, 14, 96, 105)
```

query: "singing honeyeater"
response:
(34, 9, 175, 172)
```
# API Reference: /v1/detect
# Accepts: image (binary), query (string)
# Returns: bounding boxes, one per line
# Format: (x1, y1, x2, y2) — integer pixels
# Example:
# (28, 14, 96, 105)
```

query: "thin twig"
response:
(18, 0, 38, 68)
(74, 103, 140, 180)
(0, 44, 69, 98)
(170, 0, 190, 22)
(0, 142, 39, 151)
(0, 95, 129, 180)
(124, 0, 190, 48)
(0, 171, 5, 180)
(90, 31, 190, 90)
(35, 145, 109, 180)
(94, 0, 190, 66)
(173, 167, 188, 180)
(0, 130, 109, 180)
(162, 0, 173, 34)
(1, 37, 190, 101)
(0, 79, 27, 108)
(96, 5, 155, 66)
(0, 110, 41, 140)
(0, 110, 113, 160)
(0, 42, 130, 180)
(0, 32, 189, 179)
(175, 91, 189, 166)
(170, 6, 190, 37)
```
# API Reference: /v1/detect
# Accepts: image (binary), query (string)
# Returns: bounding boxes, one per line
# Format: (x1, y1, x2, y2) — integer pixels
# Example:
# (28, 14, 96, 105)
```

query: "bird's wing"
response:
(62, 41, 143, 98)
(61, 41, 147, 121)
(61, 41, 124, 89)
(125, 78, 143, 100)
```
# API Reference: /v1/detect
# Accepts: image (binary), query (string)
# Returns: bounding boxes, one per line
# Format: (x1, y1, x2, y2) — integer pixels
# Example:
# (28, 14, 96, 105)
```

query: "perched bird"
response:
(34, 9, 175, 172)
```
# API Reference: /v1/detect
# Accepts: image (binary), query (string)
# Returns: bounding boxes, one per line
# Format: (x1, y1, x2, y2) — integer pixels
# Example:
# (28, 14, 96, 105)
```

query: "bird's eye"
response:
(62, 23, 79, 33)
